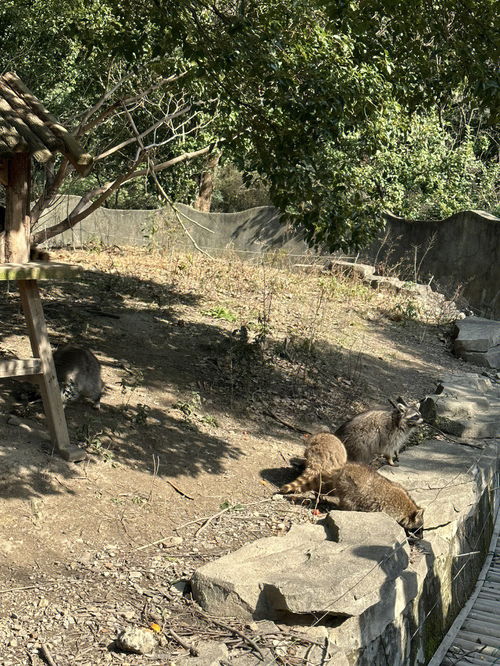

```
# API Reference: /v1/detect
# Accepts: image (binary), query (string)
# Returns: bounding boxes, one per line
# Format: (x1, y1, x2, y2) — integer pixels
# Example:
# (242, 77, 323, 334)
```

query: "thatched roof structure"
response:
(0, 72, 92, 174)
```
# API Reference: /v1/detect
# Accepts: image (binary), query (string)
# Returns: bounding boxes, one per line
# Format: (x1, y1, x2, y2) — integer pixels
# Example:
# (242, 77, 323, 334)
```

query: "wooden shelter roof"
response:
(0, 72, 92, 174)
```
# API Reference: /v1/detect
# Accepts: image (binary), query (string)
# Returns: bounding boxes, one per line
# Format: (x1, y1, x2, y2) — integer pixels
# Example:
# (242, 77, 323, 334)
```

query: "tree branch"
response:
(30, 158, 71, 229)
(31, 144, 216, 245)
(94, 105, 191, 162)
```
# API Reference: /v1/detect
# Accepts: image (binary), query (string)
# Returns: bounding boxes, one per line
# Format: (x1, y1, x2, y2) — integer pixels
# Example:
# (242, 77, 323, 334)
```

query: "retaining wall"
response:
(37, 199, 500, 317)
(363, 210, 500, 319)
(37, 195, 313, 260)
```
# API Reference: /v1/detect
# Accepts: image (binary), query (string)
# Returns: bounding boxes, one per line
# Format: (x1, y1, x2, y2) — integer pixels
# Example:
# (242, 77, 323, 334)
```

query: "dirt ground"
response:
(0, 247, 479, 665)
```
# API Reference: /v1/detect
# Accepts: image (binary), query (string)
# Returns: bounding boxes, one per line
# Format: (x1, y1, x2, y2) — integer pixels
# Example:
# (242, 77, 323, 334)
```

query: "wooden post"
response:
(0, 158, 7, 186)
(18, 279, 86, 462)
(5, 153, 30, 263)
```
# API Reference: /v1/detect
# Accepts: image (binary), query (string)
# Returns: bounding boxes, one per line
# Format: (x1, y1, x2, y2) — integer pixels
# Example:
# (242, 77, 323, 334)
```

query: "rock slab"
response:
(454, 317, 500, 368)
(191, 514, 410, 622)
(420, 372, 500, 438)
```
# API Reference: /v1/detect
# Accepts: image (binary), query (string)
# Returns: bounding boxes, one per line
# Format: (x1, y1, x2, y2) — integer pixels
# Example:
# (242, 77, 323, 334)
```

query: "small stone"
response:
(115, 627, 158, 655)
(170, 580, 188, 595)
(120, 610, 136, 621)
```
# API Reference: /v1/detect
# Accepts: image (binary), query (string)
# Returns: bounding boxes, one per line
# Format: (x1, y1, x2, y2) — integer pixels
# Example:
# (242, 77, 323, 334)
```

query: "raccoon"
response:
(323, 463, 424, 532)
(280, 432, 348, 494)
(335, 398, 423, 466)
(0, 206, 50, 261)
(53, 345, 103, 409)
(29, 247, 50, 261)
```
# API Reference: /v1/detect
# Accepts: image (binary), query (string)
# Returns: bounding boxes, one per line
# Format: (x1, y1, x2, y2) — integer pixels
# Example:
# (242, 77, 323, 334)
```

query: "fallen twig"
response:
(195, 609, 265, 661)
(0, 584, 40, 594)
(262, 408, 312, 435)
(84, 307, 120, 319)
(168, 628, 199, 656)
(7, 415, 50, 441)
(166, 479, 195, 500)
(175, 498, 272, 534)
(425, 423, 484, 448)
(39, 644, 58, 666)
(133, 537, 180, 552)
(195, 507, 231, 537)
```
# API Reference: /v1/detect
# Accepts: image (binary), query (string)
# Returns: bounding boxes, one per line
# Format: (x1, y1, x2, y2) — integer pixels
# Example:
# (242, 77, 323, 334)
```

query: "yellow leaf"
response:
(150, 622, 162, 633)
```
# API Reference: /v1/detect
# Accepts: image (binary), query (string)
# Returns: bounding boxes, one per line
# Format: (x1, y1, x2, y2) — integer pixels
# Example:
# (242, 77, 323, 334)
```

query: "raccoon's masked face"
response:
(396, 400, 424, 428)
(400, 507, 424, 538)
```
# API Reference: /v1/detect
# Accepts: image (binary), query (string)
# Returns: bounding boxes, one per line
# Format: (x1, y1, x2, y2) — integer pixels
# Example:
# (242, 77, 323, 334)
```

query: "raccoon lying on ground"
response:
(335, 398, 423, 466)
(53, 345, 103, 409)
(280, 432, 347, 494)
(322, 462, 424, 533)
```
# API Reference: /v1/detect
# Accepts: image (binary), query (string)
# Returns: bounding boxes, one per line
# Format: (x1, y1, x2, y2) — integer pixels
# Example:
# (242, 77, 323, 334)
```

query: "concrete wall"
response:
(37, 199, 499, 316)
(37, 195, 314, 261)
(363, 210, 500, 319)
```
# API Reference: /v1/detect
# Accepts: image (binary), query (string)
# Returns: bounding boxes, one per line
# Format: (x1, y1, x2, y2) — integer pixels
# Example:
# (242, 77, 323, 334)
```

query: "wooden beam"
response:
(0, 358, 42, 378)
(0, 262, 83, 281)
(5, 153, 30, 263)
(18, 279, 86, 462)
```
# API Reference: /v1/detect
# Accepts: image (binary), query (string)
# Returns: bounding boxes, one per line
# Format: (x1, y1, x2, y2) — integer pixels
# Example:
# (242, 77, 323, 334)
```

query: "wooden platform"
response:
(0, 262, 83, 281)
(429, 502, 500, 665)
(0, 267, 86, 462)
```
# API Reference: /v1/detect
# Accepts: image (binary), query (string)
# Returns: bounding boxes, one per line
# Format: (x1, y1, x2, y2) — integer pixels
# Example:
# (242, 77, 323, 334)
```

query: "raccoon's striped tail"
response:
(280, 470, 321, 494)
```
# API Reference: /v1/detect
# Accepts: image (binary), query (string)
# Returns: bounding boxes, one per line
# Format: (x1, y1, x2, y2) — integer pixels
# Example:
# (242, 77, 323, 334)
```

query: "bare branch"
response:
(31, 142, 217, 245)
(94, 105, 191, 162)
(30, 158, 71, 229)
(76, 72, 189, 136)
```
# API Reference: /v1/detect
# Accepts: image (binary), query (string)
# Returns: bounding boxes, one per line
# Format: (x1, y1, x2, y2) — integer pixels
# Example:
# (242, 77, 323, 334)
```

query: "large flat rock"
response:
(191, 514, 410, 622)
(379, 439, 497, 532)
(191, 437, 498, 663)
(420, 372, 500, 438)
(454, 317, 500, 367)
(454, 317, 500, 353)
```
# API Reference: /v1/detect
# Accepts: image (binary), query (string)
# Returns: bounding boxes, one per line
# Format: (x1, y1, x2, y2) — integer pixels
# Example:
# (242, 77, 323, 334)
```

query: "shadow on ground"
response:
(0, 262, 454, 500)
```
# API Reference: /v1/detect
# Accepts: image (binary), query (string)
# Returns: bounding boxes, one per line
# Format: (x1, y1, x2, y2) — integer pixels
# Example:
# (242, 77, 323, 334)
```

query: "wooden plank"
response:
(0, 262, 83, 281)
(428, 506, 500, 665)
(0, 358, 42, 378)
(5, 153, 30, 263)
(18, 279, 85, 462)
(456, 630, 500, 649)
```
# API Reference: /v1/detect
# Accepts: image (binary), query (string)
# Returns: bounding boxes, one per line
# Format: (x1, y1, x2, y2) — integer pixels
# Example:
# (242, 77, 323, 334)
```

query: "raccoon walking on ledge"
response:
(280, 432, 348, 494)
(335, 398, 423, 466)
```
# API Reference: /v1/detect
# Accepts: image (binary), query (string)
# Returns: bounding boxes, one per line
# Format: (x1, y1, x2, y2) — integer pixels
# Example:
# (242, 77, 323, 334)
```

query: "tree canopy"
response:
(0, 0, 498, 250)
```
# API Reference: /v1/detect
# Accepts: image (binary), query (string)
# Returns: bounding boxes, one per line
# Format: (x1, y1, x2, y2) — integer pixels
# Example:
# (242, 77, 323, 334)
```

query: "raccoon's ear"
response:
(414, 507, 425, 523)
(397, 396, 409, 407)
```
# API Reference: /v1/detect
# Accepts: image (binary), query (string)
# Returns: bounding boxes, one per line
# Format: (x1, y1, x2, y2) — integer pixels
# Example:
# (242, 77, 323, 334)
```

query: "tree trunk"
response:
(194, 152, 220, 212)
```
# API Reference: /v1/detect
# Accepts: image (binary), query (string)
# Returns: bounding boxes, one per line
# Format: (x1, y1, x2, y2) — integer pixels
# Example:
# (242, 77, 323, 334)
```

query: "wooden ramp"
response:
(429, 504, 500, 665)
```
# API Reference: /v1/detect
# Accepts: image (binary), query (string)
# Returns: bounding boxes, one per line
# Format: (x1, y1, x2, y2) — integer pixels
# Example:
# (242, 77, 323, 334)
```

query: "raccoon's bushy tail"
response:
(280, 470, 324, 494)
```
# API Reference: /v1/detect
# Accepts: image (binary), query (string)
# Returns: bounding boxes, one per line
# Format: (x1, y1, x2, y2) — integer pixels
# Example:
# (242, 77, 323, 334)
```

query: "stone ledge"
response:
(191, 438, 499, 665)
(454, 317, 500, 369)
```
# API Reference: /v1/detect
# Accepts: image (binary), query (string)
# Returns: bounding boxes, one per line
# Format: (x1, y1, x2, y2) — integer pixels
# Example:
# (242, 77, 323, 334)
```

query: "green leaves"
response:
(1, 0, 497, 251)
